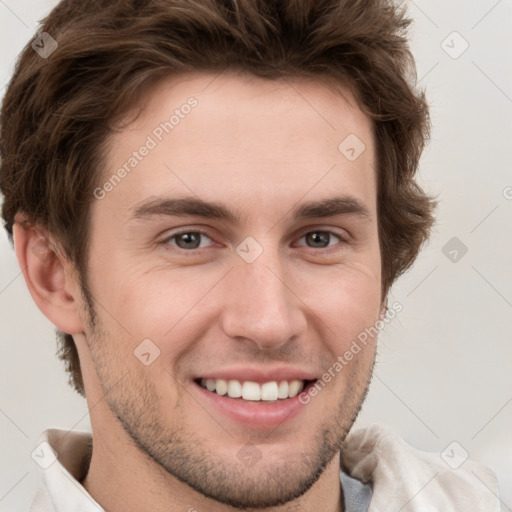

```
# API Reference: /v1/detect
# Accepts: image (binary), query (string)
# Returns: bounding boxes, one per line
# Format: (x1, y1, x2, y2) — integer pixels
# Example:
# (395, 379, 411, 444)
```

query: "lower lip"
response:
(192, 381, 313, 429)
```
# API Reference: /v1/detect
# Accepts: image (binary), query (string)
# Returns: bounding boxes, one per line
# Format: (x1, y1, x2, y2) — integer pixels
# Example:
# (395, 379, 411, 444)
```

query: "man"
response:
(0, 0, 499, 510)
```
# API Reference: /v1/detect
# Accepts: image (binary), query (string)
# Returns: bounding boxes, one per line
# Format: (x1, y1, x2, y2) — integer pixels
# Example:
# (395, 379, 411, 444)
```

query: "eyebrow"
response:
(129, 195, 371, 224)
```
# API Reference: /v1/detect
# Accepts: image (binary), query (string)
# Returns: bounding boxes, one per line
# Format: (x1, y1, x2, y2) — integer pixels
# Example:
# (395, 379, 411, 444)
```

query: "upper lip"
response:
(195, 366, 318, 384)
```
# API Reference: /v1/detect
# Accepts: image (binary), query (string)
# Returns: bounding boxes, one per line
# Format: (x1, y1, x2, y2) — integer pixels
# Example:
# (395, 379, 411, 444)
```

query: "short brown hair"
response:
(0, 0, 436, 397)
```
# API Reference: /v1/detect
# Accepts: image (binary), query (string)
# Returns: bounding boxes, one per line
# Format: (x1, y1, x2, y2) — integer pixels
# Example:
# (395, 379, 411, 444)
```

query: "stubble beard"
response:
(82, 294, 375, 509)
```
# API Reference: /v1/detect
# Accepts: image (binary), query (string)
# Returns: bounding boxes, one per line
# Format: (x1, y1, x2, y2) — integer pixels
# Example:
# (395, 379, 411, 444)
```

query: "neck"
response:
(82, 413, 343, 512)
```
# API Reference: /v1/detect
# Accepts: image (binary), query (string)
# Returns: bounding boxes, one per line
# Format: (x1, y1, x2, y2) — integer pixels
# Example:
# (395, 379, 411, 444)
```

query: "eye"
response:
(296, 230, 344, 249)
(163, 230, 214, 250)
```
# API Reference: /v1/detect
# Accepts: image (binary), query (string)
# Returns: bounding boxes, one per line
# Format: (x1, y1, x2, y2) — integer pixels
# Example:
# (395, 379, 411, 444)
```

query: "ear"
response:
(12, 219, 85, 335)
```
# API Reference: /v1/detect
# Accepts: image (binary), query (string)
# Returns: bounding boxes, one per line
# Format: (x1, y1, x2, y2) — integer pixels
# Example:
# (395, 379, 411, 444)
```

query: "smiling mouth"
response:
(195, 378, 317, 402)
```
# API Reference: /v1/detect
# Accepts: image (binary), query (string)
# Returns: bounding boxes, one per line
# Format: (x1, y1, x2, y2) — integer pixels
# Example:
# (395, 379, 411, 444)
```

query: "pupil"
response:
(178, 233, 200, 249)
(307, 232, 329, 247)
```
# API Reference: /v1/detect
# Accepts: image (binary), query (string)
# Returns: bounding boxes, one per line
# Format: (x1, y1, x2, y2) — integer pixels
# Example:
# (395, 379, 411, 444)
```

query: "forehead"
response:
(100, 71, 376, 220)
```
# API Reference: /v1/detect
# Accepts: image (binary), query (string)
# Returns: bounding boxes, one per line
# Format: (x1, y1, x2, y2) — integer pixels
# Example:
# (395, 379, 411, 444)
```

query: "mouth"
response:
(194, 378, 318, 403)
(191, 368, 320, 428)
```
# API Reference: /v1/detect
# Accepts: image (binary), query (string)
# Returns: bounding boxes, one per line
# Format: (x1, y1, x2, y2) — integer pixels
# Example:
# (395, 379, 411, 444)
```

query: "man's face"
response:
(79, 72, 382, 508)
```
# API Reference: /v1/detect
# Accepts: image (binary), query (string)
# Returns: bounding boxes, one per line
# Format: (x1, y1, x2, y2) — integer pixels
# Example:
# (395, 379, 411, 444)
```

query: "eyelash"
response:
(160, 228, 350, 252)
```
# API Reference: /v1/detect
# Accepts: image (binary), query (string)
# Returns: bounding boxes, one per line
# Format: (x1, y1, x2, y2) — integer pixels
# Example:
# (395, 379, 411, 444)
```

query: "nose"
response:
(220, 248, 307, 350)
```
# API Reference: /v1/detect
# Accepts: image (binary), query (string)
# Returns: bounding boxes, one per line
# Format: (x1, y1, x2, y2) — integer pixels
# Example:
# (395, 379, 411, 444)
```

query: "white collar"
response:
(30, 425, 499, 512)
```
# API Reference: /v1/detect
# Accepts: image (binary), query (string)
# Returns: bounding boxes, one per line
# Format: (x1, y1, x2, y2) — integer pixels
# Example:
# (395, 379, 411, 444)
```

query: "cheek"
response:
(299, 260, 382, 345)
(91, 264, 225, 362)
(87, 230, 381, 362)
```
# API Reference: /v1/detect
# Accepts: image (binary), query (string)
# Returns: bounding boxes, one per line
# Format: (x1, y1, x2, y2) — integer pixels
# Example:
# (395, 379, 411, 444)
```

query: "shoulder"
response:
(30, 428, 96, 512)
(341, 425, 500, 512)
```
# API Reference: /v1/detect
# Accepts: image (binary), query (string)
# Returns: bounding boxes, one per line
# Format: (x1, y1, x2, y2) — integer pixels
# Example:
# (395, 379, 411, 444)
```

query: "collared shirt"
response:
(30, 425, 499, 512)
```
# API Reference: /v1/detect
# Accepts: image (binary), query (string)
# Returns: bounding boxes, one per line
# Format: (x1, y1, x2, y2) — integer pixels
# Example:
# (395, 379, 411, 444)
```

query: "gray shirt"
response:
(340, 471, 372, 512)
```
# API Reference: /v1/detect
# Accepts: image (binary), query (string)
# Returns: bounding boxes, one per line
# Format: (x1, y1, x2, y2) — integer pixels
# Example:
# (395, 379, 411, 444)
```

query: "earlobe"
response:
(12, 220, 85, 336)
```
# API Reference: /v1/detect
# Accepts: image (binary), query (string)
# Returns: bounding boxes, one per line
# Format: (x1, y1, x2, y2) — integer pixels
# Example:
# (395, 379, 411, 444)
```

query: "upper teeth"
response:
(200, 378, 305, 401)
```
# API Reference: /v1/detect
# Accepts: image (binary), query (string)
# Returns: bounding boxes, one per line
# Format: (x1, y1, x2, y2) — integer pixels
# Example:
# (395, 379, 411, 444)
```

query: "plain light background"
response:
(0, 0, 511, 510)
